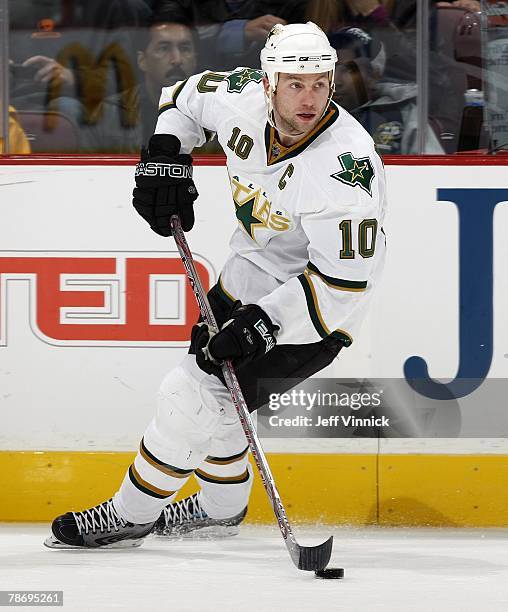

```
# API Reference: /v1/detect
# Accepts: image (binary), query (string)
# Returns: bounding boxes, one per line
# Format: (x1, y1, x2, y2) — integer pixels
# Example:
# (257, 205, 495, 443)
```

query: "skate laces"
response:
(163, 493, 207, 527)
(72, 499, 127, 535)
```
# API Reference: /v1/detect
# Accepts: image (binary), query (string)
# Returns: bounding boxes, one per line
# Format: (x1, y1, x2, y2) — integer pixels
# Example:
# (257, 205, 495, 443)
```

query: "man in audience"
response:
(331, 27, 444, 154)
(8, 0, 153, 129)
(83, 17, 197, 152)
(153, 1, 298, 69)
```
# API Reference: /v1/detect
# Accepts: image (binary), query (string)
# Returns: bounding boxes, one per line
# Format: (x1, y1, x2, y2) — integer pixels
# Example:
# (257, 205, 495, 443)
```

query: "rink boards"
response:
(0, 155, 507, 525)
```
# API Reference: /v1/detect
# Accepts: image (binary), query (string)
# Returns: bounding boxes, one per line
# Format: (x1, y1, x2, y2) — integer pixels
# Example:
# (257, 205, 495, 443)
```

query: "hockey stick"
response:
(170, 214, 333, 572)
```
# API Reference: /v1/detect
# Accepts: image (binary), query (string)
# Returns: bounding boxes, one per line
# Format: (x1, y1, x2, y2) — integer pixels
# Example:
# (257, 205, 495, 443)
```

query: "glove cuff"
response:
(148, 134, 182, 157)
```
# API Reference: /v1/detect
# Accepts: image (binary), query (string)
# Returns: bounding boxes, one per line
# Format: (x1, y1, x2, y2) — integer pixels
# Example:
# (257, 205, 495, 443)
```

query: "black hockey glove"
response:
(133, 134, 198, 237)
(192, 303, 279, 376)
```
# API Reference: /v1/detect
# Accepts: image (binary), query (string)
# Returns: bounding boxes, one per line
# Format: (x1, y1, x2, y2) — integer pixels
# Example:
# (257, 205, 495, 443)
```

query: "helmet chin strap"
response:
(267, 105, 306, 139)
(265, 73, 336, 141)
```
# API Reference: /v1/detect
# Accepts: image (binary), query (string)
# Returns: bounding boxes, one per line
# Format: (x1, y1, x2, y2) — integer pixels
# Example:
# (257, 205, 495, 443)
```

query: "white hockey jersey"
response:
(155, 67, 387, 347)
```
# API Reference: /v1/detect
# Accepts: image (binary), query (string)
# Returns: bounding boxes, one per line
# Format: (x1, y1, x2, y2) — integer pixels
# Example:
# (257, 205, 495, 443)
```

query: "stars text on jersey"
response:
(231, 176, 291, 241)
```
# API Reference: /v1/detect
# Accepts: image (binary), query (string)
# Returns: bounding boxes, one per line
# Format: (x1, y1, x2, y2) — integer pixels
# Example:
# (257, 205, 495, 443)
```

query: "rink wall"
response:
(1, 155, 507, 527)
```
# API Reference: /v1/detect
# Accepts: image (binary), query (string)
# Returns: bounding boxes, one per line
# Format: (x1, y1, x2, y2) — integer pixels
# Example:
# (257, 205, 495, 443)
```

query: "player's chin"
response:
(294, 113, 319, 133)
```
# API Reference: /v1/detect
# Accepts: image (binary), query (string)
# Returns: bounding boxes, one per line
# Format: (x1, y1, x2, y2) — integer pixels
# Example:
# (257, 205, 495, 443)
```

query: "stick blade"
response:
(297, 535, 333, 571)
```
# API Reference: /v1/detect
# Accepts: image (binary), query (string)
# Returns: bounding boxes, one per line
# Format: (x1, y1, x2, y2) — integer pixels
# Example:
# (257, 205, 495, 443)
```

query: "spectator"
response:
(0, 106, 31, 154)
(10, 52, 86, 123)
(8, 0, 152, 31)
(154, 1, 296, 69)
(387, 0, 481, 30)
(331, 27, 444, 153)
(302, 0, 442, 83)
(302, 0, 467, 152)
(9, 0, 153, 128)
(82, 18, 198, 152)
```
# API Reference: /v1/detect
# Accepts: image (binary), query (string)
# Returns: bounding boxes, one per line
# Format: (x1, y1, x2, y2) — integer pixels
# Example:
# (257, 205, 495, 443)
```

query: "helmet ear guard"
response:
(260, 22, 338, 132)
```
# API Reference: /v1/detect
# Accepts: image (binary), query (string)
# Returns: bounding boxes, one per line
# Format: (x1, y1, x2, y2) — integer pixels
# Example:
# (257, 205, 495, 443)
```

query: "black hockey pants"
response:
(189, 282, 345, 412)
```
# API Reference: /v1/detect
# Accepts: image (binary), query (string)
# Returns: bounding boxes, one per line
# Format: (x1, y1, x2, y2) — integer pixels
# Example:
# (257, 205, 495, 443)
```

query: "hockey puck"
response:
(314, 567, 345, 579)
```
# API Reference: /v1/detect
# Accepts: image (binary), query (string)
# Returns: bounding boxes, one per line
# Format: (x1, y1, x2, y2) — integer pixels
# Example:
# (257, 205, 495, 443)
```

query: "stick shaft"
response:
(170, 215, 300, 555)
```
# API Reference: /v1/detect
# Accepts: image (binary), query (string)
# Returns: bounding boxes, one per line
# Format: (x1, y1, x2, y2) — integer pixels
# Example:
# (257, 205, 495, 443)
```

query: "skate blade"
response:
(154, 525, 240, 541)
(43, 535, 144, 550)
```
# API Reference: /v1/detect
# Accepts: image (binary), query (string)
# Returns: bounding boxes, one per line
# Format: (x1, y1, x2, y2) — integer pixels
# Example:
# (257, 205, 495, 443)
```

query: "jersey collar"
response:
(264, 102, 340, 166)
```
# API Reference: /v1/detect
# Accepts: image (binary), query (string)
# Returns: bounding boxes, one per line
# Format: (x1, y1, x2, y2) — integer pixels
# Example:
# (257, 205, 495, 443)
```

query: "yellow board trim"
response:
(0, 452, 506, 526)
(378, 454, 508, 526)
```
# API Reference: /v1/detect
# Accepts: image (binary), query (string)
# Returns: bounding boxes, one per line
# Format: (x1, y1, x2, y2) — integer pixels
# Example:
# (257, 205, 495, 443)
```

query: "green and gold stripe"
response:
(158, 79, 189, 116)
(128, 464, 176, 499)
(195, 468, 250, 485)
(298, 271, 353, 346)
(306, 261, 367, 292)
(216, 275, 237, 307)
(264, 102, 340, 166)
(139, 438, 194, 479)
(205, 446, 249, 466)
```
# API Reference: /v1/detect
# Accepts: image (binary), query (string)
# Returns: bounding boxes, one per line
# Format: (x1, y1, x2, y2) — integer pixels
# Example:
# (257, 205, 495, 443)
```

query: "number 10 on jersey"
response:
(339, 219, 378, 259)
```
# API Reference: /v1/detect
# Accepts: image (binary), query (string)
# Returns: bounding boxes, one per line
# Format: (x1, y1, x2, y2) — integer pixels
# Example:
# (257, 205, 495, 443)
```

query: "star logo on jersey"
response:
(331, 152, 375, 196)
(234, 190, 266, 240)
(230, 176, 291, 242)
(226, 69, 264, 93)
(232, 176, 266, 241)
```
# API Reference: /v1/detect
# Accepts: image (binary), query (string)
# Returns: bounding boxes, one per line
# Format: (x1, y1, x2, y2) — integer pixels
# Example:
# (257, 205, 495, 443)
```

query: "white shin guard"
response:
(114, 355, 250, 525)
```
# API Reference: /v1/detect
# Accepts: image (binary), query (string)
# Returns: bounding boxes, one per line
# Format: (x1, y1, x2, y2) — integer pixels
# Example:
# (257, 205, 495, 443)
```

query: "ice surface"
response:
(0, 524, 507, 612)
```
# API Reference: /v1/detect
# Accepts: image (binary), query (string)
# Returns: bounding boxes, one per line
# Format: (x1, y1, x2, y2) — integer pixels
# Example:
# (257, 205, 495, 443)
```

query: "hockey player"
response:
(45, 22, 387, 549)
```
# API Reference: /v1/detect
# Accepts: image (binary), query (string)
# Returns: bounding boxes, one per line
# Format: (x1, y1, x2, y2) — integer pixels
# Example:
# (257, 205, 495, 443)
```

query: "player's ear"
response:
(262, 76, 270, 95)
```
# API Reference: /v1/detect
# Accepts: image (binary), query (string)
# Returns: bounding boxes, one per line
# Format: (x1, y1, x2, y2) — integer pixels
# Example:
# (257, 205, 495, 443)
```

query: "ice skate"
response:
(152, 492, 247, 539)
(44, 499, 155, 549)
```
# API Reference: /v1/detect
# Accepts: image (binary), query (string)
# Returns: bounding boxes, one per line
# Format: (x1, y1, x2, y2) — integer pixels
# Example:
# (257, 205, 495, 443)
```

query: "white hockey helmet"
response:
(260, 22, 338, 128)
(261, 22, 337, 89)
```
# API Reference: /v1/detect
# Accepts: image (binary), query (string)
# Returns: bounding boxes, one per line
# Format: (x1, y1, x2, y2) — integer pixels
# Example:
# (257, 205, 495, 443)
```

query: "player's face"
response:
(270, 72, 330, 138)
(138, 24, 197, 89)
